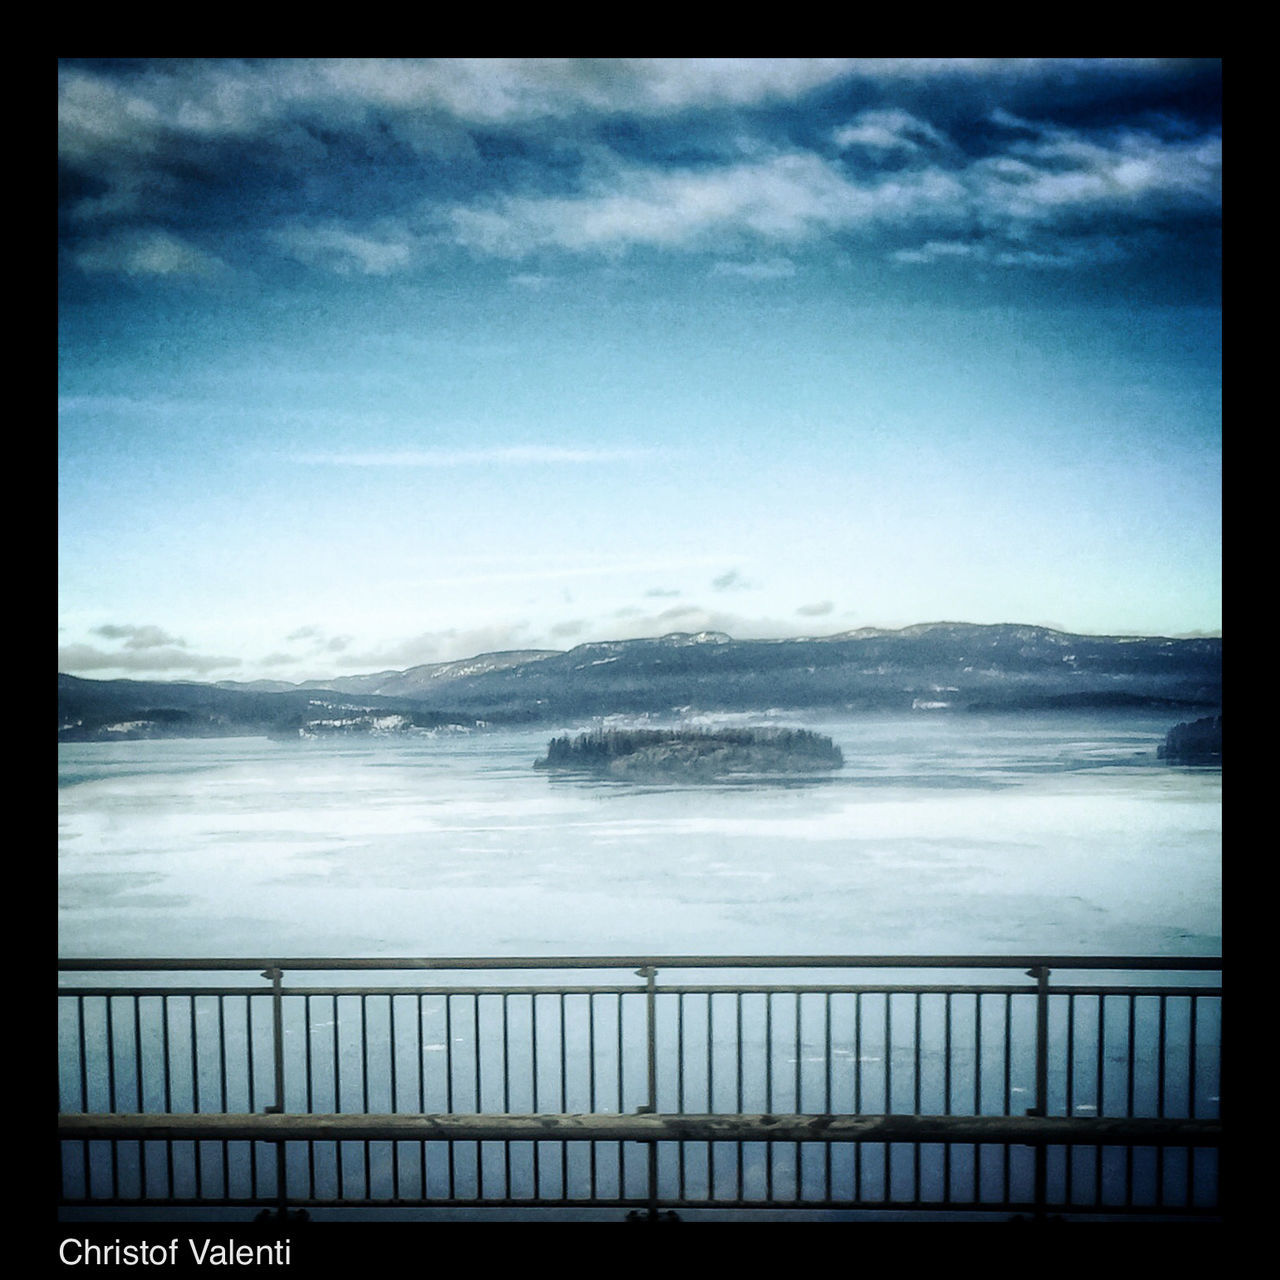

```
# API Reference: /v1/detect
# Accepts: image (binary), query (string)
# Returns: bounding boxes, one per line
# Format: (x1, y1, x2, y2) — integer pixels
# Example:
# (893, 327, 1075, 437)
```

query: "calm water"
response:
(57, 711, 1221, 960)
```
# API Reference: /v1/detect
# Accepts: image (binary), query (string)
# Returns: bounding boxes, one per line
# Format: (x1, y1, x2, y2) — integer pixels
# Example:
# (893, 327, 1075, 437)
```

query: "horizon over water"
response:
(57, 710, 1221, 961)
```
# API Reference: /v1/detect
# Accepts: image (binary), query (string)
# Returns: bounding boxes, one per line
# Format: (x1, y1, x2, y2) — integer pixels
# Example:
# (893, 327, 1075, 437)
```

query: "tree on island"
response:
(1158, 715, 1222, 765)
(535, 726, 844, 778)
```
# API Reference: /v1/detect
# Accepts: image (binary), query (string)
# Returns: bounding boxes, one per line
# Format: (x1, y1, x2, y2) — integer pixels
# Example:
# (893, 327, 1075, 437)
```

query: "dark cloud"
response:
(60, 642, 240, 675)
(58, 59, 1219, 296)
(92, 624, 187, 650)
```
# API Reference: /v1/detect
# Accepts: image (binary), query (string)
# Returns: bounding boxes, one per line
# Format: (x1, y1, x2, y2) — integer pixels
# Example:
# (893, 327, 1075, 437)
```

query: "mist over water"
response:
(57, 712, 1221, 960)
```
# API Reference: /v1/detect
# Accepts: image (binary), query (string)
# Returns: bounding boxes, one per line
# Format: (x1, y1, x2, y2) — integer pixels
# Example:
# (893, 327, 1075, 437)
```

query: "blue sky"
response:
(58, 58, 1221, 684)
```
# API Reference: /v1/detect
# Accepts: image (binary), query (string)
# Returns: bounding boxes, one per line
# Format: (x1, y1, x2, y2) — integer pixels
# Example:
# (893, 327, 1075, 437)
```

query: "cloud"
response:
(441, 113, 1218, 266)
(59, 59, 863, 153)
(59, 59, 1218, 284)
(259, 651, 302, 668)
(796, 601, 834, 617)
(63, 622, 244, 675)
(833, 108, 950, 155)
(890, 240, 984, 265)
(444, 152, 968, 258)
(269, 222, 416, 276)
(280, 625, 353, 655)
(712, 569, 753, 591)
(573, 602, 819, 645)
(92, 623, 187, 650)
(59, 642, 241, 676)
(71, 228, 228, 279)
(971, 122, 1221, 225)
(58, 59, 864, 237)
(340, 623, 540, 668)
(58, 61, 1185, 173)
(890, 234, 1131, 271)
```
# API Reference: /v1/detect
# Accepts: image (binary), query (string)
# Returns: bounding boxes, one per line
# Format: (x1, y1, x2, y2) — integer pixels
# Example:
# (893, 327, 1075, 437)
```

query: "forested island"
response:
(534, 726, 844, 780)
(1158, 714, 1222, 764)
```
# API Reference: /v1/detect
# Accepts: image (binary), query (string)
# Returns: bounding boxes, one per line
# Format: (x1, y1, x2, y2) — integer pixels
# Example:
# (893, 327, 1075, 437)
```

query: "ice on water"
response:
(57, 712, 1221, 959)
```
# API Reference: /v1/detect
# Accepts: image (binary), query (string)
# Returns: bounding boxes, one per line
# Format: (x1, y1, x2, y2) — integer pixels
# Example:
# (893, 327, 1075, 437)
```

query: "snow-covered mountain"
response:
(59, 623, 1222, 741)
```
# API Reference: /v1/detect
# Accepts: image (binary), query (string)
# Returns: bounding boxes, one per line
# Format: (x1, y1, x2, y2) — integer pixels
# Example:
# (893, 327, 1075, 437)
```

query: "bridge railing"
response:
(57, 955, 1222, 1220)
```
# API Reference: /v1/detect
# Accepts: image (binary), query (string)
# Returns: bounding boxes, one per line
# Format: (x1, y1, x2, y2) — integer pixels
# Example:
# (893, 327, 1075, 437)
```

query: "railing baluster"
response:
(1001, 993, 1011, 1198)
(765, 991, 773, 1113)
(304, 996, 316, 1199)
(528, 993, 536, 1194)
(76, 995, 88, 1113)
(417, 994, 427, 1200)
(559, 993, 568, 1196)
(1157, 994, 1168, 1119)
(473, 994, 482, 1113)
(943, 992, 952, 1205)
(973, 992, 981, 1118)
(615, 993, 623, 1195)
(853, 990, 862, 1199)
(105, 996, 117, 1113)
(588, 993, 597, 1202)
(676, 993, 686, 1198)
(189, 995, 199, 1115)
(106, 996, 119, 1197)
(1188, 994, 1199, 1120)
(824, 991, 833, 1201)
(1125, 993, 1137, 1209)
(135, 996, 147, 1196)
(331, 993, 340, 1198)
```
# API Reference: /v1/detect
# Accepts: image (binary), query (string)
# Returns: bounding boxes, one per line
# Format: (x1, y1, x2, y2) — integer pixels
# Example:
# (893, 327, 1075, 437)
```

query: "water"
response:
(57, 710, 1221, 960)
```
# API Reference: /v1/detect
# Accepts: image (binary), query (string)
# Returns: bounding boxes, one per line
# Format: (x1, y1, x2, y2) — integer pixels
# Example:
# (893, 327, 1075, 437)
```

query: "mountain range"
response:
(57, 622, 1222, 742)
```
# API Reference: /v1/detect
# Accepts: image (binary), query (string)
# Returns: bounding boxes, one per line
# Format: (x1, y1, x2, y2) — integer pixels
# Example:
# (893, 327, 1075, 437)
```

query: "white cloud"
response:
(972, 123, 1221, 223)
(338, 622, 541, 669)
(568, 603, 818, 645)
(72, 228, 228, 279)
(270, 222, 416, 275)
(891, 240, 983, 265)
(833, 108, 950, 155)
(446, 152, 967, 258)
(443, 120, 1216, 266)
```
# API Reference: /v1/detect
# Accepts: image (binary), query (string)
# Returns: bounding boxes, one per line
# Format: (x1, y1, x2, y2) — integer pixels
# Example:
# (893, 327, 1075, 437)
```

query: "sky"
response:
(57, 58, 1222, 685)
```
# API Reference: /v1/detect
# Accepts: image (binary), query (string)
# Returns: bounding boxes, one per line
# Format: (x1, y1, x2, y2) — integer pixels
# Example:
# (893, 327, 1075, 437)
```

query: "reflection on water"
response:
(57, 711, 1221, 960)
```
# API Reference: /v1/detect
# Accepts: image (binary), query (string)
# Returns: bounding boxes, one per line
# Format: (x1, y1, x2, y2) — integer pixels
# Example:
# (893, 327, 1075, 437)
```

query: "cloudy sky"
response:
(58, 58, 1221, 684)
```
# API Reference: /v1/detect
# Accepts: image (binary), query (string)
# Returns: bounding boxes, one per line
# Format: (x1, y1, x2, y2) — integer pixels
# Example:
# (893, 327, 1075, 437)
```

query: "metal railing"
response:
(58, 955, 1222, 1221)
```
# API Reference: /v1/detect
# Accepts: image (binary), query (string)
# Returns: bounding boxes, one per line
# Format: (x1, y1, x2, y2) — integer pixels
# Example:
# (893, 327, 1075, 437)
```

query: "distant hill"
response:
(58, 622, 1222, 742)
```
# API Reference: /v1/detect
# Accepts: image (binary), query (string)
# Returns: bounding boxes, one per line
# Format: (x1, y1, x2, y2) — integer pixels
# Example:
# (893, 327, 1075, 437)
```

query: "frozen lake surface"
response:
(57, 711, 1221, 960)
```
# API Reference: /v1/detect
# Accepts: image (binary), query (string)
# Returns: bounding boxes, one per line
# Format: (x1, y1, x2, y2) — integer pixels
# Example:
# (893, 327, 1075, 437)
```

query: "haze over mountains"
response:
(58, 623, 1222, 743)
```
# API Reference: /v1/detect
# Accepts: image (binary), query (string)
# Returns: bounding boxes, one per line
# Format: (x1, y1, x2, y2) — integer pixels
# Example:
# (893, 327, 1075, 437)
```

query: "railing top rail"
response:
(57, 953, 1222, 974)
